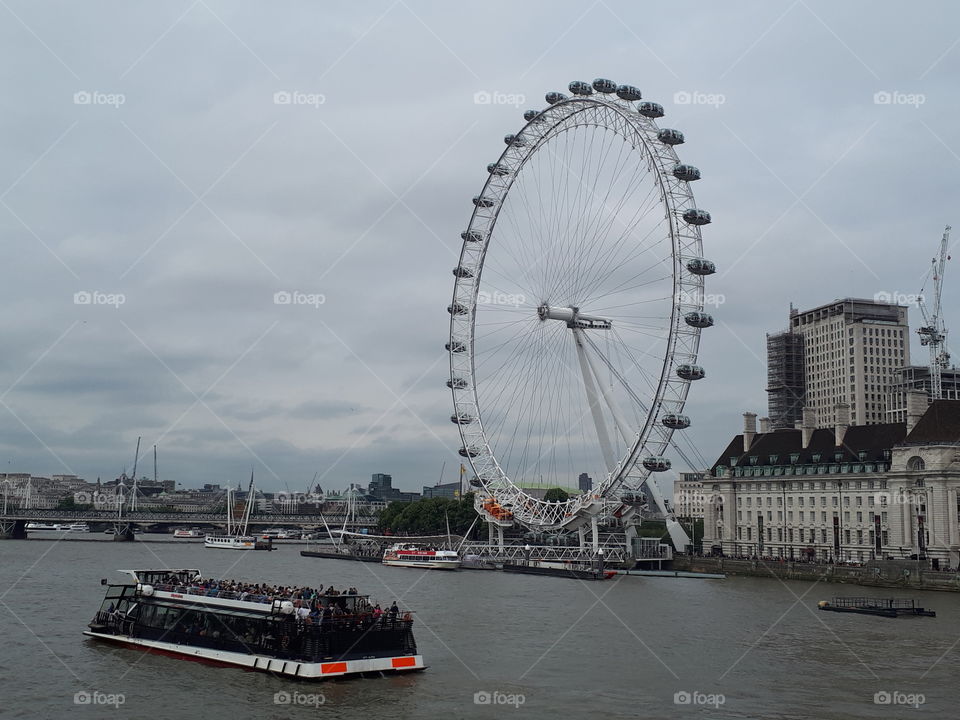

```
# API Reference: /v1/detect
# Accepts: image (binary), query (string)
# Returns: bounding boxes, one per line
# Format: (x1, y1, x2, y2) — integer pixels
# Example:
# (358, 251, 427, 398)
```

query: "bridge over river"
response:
(0, 508, 376, 540)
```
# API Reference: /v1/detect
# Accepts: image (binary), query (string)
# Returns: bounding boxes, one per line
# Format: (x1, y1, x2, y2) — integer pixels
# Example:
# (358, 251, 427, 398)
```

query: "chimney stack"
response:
(905, 390, 928, 434)
(743, 412, 757, 452)
(801, 406, 816, 448)
(834, 403, 850, 447)
(759, 416, 771, 434)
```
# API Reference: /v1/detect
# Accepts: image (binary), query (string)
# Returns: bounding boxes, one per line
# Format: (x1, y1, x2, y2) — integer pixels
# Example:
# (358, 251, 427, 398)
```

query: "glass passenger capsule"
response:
(661, 413, 691, 429)
(638, 101, 664, 118)
(642, 456, 671, 472)
(676, 364, 706, 380)
(684, 311, 714, 328)
(686, 258, 716, 276)
(673, 164, 701, 182)
(682, 208, 711, 225)
(568, 80, 594, 96)
(658, 128, 685, 145)
(592, 78, 617, 93)
(616, 84, 642, 101)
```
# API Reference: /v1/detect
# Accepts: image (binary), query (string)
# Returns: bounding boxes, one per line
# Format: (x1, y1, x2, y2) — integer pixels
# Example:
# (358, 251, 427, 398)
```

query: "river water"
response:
(0, 536, 955, 719)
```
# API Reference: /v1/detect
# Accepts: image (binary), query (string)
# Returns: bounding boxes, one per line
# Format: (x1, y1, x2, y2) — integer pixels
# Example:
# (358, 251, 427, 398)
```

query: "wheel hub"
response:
(537, 304, 612, 330)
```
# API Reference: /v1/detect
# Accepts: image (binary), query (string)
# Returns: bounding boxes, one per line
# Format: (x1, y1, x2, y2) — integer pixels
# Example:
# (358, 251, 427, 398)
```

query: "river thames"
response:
(0, 537, 955, 719)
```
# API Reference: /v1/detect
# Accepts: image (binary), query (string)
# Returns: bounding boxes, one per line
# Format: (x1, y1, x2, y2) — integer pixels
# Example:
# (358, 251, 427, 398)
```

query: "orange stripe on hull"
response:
(321, 662, 348, 674)
(391, 656, 417, 668)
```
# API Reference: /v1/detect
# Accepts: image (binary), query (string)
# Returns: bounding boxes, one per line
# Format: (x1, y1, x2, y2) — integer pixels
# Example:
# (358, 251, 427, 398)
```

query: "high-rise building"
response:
(888, 365, 960, 422)
(768, 298, 910, 428)
(578, 473, 592, 493)
(368, 473, 393, 497)
(766, 328, 806, 429)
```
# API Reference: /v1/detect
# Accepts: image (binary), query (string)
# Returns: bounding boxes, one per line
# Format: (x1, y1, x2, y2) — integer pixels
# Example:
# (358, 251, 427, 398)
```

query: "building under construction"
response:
(766, 327, 806, 429)
(887, 365, 960, 422)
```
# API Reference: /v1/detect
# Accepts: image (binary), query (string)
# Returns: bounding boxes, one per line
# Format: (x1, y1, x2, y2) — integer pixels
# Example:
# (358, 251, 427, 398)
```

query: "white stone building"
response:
(703, 396, 960, 568)
(672, 472, 706, 519)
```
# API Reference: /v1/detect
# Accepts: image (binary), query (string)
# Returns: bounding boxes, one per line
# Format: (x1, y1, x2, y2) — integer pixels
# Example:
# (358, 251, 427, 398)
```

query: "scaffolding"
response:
(766, 329, 806, 429)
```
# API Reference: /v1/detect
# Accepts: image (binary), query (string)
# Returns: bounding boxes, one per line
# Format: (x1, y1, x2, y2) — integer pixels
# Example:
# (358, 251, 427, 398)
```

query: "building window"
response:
(907, 456, 925, 471)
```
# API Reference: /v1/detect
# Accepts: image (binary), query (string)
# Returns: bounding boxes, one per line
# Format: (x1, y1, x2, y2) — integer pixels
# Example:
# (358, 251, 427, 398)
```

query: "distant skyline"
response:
(2, 2, 959, 494)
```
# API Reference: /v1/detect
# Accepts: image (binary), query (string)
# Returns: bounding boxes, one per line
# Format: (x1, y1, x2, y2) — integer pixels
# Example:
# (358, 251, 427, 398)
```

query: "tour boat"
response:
(84, 569, 424, 679)
(382, 543, 461, 570)
(67, 523, 91, 533)
(173, 528, 205, 539)
(204, 535, 257, 550)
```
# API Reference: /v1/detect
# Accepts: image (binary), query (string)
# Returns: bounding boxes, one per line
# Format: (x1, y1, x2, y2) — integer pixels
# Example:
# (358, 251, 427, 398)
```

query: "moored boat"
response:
(26, 523, 64, 531)
(83, 569, 424, 679)
(206, 473, 257, 552)
(173, 528, 205, 539)
(204, 535, 256, 550)
(382, 543, 460, 570)
(818, 597, 936, 618)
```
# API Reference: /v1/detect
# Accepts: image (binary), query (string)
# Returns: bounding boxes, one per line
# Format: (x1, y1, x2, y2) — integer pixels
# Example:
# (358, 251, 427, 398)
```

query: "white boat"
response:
(260, 528, 295, 540)
(382, 543, 460, 570)
(26, 523, 64, 531)
(84, 568, 424, 680)
(205, 472, 257, 552)
(67, 523, 90, 533)
(173, 528, 205, 539)
(203, 535, 256, 550)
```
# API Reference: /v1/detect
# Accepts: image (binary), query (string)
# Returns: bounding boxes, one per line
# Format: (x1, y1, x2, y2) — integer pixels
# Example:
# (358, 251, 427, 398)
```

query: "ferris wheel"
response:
(447, 78, 715, 549)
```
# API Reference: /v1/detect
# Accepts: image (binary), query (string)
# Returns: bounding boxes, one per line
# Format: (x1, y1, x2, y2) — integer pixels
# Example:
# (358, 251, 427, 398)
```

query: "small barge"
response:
(503, 561, 616, 581)
(84, 569, 424, 679)
(300, 549, 381, 563)
(818, 597, 936, 618)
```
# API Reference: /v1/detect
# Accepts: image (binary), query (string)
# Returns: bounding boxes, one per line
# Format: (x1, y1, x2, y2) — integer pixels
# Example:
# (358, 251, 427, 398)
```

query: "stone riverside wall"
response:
(673, 556, 960, 592)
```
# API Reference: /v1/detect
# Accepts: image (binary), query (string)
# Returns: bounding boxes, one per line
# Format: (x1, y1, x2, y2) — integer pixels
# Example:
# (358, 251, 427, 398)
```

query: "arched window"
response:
(907, 456, 925, 471)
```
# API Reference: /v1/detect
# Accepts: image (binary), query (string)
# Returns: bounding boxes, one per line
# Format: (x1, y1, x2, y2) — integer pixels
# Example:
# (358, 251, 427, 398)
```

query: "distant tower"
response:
(578, 473, 592, 493)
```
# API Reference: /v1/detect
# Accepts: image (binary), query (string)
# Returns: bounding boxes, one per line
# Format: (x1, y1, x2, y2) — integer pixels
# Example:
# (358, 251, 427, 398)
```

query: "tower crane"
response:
(917, 225, 952, 400)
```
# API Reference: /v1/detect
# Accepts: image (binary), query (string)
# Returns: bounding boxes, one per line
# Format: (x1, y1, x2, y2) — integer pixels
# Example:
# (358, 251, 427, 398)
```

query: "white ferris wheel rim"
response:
(448, 80, 712, 531)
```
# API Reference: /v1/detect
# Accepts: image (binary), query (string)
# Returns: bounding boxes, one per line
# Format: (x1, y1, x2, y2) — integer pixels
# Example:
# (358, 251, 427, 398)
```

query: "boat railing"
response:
(831, 597, 917, 609)
(151, 583, 374, 609)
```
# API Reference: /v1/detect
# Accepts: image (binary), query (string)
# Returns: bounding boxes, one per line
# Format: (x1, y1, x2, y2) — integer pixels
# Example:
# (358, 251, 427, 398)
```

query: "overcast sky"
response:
(1, 1, 958, 494)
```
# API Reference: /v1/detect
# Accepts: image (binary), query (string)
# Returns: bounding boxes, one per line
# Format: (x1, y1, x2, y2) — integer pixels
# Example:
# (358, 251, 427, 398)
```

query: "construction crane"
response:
(917, 225, 952, 400)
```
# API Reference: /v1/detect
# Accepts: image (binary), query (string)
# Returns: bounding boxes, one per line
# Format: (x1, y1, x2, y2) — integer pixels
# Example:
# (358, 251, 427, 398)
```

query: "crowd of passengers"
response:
(151, 574, 411, 623)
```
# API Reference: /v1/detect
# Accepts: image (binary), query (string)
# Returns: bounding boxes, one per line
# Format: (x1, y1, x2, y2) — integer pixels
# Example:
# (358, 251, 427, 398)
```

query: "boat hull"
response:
(204, 535, 255, 550)
(82, 631, 425, 679)
(382, 559, 461, 570)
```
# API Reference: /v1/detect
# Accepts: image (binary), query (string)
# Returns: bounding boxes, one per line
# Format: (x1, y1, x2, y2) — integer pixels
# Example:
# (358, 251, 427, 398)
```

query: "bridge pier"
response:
(0, 519, 27, 539)
(112, 523, 137, 541)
